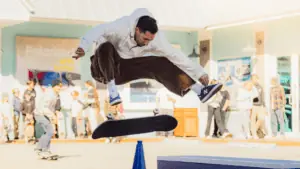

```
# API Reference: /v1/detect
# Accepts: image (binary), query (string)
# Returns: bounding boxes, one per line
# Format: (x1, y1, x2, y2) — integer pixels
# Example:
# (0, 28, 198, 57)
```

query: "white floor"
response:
(1, 139, 300, 169)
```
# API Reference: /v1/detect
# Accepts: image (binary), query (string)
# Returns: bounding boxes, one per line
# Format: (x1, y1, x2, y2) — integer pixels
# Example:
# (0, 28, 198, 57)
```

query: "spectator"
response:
(70, 90, 83, 138)
(21, 93, 35, 143)
(251, 74, 267, 139)
(1, 92, 14, 143)
(212, 85, 230, 138)
(12, 88, 22, 139)
(205, 80, 232, 138)
(270, 77, 286, 138)
(236, 81, 258, 139)
(23, 80, 36, 102)
(84, 80, 101, 133)
(155, 87, 176, 137)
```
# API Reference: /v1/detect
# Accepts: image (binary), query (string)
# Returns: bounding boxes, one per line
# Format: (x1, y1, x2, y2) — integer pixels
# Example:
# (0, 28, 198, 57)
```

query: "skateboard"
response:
(38, 154, 59, 160)
(92, 115, 178, 139)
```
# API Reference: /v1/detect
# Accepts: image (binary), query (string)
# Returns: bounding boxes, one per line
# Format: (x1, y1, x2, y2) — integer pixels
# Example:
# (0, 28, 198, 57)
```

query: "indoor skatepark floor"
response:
(2, 139, 300, 169)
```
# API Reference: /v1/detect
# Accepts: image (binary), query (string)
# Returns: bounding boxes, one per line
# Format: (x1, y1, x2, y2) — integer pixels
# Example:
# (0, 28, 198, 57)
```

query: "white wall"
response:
(28, 0, 300, 29)
(200, 0, 300, 27)
(30, 0, 202, 29)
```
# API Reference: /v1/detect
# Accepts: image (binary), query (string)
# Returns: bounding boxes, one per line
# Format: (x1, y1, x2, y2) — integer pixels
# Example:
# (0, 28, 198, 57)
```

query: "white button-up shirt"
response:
(79, 8, 206, 81)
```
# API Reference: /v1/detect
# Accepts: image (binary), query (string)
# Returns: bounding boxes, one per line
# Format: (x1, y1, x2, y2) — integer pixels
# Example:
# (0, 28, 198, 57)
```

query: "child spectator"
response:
(1, 92, 14, 143)
(21, 93, 36, 143)
(70, 90, 84, 138)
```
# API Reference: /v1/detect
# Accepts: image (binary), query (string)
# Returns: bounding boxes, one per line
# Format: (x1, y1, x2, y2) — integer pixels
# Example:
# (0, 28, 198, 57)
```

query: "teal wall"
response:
(265, 16, 300, 55)
(1, 22, 197, 81)
(212, 25, 254, 60)
(164, 31, 198, 55)
(1, 22, 92, 80)
(212, 16, 300, 59)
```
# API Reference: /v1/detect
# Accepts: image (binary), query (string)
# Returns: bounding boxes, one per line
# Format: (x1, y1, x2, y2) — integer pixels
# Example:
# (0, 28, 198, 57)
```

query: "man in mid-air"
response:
(73, 8, 222, 106)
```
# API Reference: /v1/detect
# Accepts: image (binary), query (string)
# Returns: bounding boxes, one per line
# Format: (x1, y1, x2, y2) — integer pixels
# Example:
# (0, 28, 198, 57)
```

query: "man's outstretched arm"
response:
(152, 31, 209, 86)
(73, 18, 126, 59)
(73, 24, 109, 59)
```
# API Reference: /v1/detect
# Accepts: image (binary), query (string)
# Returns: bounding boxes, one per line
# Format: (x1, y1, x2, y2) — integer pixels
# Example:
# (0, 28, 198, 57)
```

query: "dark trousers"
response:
(205, 106, 226, 137)
(90, 42, 195, 97)
(72, 117, 77, 137)
(213, 110, 228, 136)
(13, 114, 20, 139)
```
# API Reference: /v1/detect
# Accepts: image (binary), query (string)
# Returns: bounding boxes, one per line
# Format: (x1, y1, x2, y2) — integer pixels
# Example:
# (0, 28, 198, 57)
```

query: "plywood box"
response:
(174, 108, 198, 137)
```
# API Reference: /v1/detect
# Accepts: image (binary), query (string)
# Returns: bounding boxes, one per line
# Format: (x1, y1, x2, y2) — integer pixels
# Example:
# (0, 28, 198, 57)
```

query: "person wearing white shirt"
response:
(1, 93, 14, 142)
(155, 87, 176, 137)
(70, 91, 84, 138)
(236, 81, 259, 139)
(72, 8, 222, 108)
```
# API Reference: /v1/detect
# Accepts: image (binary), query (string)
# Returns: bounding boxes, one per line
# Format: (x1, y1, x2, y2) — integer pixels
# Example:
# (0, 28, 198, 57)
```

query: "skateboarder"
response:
(34, 79, 62, 158)
(73, 8, 222, 106)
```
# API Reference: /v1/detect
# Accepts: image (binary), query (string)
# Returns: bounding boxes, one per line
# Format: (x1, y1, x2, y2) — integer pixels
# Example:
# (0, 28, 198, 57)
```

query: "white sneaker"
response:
(253, 136, 259, 139)
(105, 138, 110, 144)
(205, 136, 212, 139)
(222, 132, 233, 138)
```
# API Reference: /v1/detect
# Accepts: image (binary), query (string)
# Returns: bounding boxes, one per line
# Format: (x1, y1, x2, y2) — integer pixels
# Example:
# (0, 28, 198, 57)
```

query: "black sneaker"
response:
(199, 83, 223, 103)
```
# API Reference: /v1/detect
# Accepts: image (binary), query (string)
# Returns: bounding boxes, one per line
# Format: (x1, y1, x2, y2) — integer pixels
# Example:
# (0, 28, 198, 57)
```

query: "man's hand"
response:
(199, 74, 209, 86)
(72, 47, 85, 60)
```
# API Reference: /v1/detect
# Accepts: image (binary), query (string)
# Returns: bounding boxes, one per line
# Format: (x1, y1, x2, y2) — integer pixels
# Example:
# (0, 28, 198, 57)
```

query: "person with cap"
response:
(34, 79, 62, 157)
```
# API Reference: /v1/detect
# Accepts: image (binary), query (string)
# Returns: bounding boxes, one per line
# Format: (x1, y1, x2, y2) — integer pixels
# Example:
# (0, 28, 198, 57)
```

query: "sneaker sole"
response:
(110, 99, 122, 106)
(201, 83, 223, 103)
(223, 133, 233, 138)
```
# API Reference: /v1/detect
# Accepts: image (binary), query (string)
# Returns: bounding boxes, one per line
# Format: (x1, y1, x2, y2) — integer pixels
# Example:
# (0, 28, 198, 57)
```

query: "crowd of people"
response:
(0, 73, 125, 144)
(205, 74, 286, 139)
(0, 72, 288, 144)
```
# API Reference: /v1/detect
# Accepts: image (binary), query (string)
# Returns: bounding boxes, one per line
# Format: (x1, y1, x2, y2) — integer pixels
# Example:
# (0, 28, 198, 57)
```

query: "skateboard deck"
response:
(38, 154, 59, 160)
(92, 115, 178, 139)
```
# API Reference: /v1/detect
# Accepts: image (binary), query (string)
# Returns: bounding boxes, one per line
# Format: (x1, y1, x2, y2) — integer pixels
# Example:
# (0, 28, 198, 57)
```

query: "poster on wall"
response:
(16, 36, 81, 86)
(217, 56, 251, 86)
(28, 69, 81, 87)
(217, 56, 252, 109)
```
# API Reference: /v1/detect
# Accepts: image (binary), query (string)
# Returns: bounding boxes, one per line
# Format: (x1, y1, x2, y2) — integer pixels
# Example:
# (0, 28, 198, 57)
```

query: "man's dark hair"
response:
(136, 16, 158, 34)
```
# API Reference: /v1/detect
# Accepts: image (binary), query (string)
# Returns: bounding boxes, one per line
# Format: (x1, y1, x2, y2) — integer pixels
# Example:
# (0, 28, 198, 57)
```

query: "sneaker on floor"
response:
(34, 148, 42, 153)
(38, 150, 56, 158)
(199, 83, 223, 103)
(253, 136, 259, 139)
(205, 136, 212, 139)
(222, 132, 233, 138)
(212, 134, 219, 138)
(109, 93, 122, 106)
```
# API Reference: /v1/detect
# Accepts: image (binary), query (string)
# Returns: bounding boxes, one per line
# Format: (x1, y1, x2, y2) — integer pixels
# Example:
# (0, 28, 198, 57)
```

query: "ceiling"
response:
(2, 0, 300, 29)
(0, 0, 30, 27)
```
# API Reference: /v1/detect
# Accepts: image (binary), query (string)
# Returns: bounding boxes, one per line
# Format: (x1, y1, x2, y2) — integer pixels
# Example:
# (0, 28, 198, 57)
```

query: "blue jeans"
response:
(34, 115, 54, 151)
